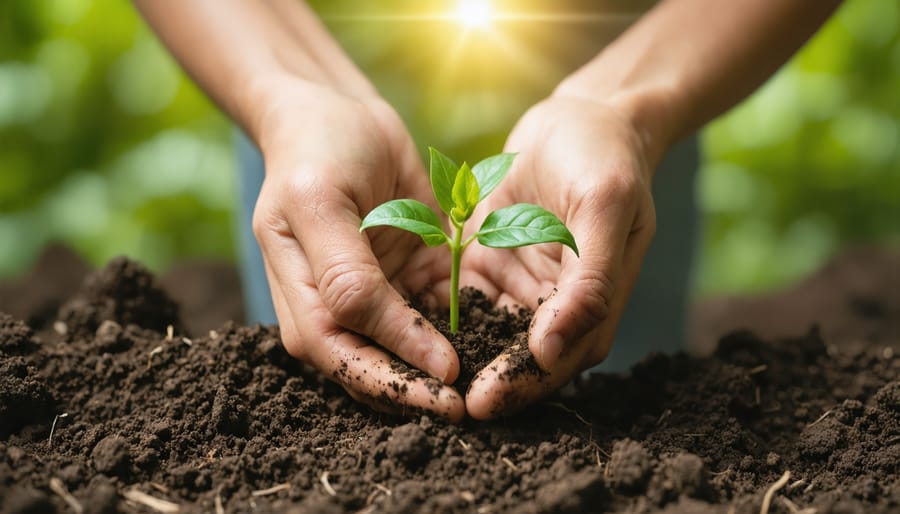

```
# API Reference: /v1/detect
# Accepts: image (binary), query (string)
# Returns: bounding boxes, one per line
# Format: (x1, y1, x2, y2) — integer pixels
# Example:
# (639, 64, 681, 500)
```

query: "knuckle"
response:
(319, 262, 383, 329)
(598, 171, 640, 202)
(251, 207, 281, 240)
(570, 267, 615, 326)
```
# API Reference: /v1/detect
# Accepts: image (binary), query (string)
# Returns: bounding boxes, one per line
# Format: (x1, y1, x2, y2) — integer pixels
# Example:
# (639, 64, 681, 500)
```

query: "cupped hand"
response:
(460, 96, 659, 419)
(250, 79, 464, 421)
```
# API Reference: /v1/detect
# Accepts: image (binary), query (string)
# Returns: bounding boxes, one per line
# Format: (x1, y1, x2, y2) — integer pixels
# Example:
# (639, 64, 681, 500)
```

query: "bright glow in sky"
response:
(456, 0, 494, 30)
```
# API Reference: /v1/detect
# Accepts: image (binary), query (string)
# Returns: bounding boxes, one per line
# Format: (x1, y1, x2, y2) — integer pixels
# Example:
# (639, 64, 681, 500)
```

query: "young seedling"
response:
(360, 148, 578, 333)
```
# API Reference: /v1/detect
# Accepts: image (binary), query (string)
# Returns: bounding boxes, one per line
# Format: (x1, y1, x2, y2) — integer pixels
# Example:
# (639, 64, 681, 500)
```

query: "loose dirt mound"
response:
(0, 253, 897, 513)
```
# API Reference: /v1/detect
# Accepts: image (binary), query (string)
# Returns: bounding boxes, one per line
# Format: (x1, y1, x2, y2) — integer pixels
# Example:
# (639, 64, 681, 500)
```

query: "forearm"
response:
(555, 0, 840, 165)
(134, 0, 376, 141)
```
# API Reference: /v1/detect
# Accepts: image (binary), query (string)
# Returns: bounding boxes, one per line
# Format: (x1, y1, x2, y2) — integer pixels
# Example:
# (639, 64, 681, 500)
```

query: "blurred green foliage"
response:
(0, 0, 897, 296)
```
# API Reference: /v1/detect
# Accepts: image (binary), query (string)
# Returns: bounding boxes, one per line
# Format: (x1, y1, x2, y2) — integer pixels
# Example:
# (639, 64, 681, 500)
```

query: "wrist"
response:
(238, 73, 372, 148)
(552, 76, 680, 170)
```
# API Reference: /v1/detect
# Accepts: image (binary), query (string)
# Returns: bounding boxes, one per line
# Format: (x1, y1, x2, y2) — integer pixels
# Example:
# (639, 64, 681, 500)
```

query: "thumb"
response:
(529, 259, 616, 371)
(528, 189, 654, 371)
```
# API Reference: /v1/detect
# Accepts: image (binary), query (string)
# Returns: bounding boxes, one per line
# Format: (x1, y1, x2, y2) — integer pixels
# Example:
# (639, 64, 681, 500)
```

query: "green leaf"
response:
(429, 147, 459, 216)
(451, 162, 480, 222)
(360, 199, 449, 247)
(476, 203, 579, 256)
(472, 153, 516, 201)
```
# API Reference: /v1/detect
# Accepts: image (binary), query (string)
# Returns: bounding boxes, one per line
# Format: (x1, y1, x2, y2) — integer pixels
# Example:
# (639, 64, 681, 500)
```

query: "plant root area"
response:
(1, 249, 898, 514)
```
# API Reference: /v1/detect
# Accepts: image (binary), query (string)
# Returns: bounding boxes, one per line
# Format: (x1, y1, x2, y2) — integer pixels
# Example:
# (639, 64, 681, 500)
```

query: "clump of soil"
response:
(410, 287, 541, 395)
(56, 256, 183, 339)
(0, 252, 898, 513)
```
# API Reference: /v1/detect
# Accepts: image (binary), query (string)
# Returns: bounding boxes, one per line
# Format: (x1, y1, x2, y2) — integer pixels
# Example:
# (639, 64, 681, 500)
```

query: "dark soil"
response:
(1, 249, 898, 514)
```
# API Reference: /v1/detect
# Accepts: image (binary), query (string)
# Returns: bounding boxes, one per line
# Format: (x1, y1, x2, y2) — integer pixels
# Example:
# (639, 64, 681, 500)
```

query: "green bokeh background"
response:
(0, 0, 897, 296)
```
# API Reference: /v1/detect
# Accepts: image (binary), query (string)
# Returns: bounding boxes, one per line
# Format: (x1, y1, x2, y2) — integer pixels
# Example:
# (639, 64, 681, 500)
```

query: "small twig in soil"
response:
(788, 479, 807, 491)
(147, 345, 163, 369)
(711, 467, 733, 477)
(748, 364, 768, 375)
(807, 409, 833, 428)
(458, 438, 471, 451)
(356, 506, 377, 514)
(803, 478, 817, 494)
(760, 470, 791, 514)
(166, 325, 174, 341)
(780, 496, 818, 514)
(215, 485, 225, 514)
(320, 472, 337, 496)
(49, 477, 83, 514)
(150, 482, 169, 494)
(586, 439, 610, 459)
(501, 457, 518, 472)
(372, 483, 392, 496)
(543, 402, 591, 426)
(656, 409, 672, 426)
(48, 413, 68, 445)
(755, 387, 761, 406)
(181, 337, 192, 347)
(122, 489, 180, 513)
(250, 483, 290, 497)
(460, 491, 475, 503)
(780, 497, 799, 513)
(595, 449, 602, 469)
(53, 321, 68, 335)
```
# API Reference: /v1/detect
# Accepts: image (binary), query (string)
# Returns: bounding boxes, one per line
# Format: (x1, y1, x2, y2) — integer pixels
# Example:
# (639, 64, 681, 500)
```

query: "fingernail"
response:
(540, 333, 564, 370)
(424, 348, 451, 382)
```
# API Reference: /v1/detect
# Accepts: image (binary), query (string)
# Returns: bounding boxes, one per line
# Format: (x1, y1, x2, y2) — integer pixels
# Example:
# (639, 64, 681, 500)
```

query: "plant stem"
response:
(449, 221, 464, 333)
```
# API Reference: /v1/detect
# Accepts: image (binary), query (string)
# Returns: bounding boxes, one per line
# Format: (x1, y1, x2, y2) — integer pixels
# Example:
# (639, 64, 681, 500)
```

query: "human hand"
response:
(250, 78, 464, 421)
(460, 96, 659, 419)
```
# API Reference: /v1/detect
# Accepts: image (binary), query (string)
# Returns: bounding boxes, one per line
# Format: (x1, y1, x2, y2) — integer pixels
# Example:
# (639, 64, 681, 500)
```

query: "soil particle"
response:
(647, 452, 711, 506)
(529, 469, 607, 514)
(0, 357, 55, 438)
(58, 256, 182, 338)
(92, 320, 132, 353)
(90, 435, 131, 477)
(872, 380, 900, 412)
(211, 384, 249, 436)
(0, 313, 38, 356)
(0, 487, 55, 514)
(386, 423, 432, 469)
(798, 417, 847, 459)
(605, 439, 655, 494)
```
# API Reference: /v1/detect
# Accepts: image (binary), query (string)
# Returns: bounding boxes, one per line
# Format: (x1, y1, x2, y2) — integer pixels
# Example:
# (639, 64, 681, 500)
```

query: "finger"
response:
(465, 343, 576, 420)
(528, 180, 652, 371)
(259, 230, 465, 421)
(466, 232, 650, 420)
(268, 181, 459, 384)
(317, 331, 465, 422)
